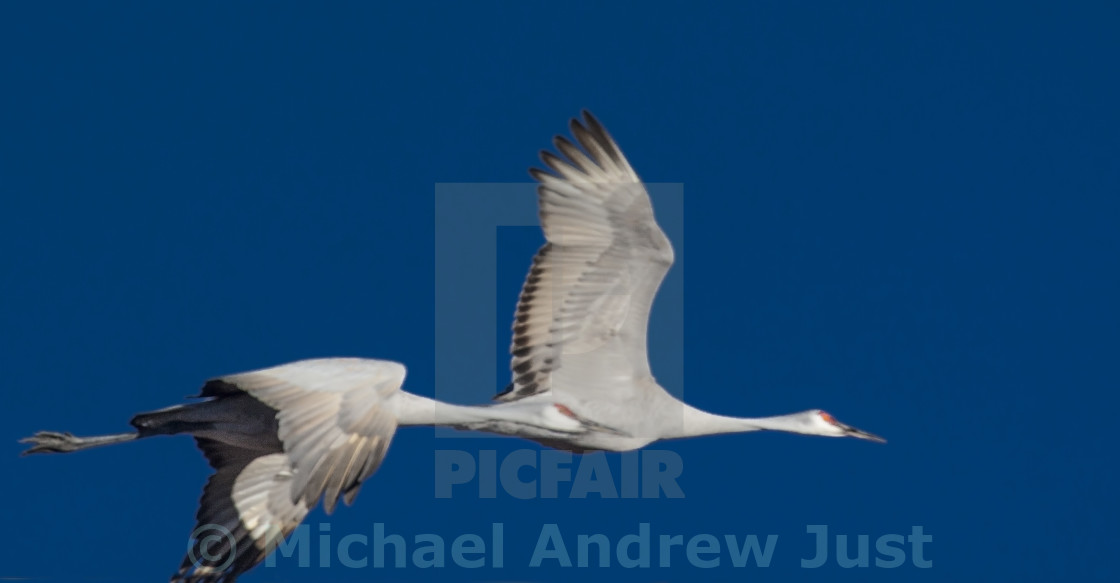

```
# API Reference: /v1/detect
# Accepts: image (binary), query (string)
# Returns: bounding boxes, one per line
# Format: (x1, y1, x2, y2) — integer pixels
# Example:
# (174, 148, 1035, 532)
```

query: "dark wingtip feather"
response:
(553, 134, 592, 172)
(579, 111, 624, 164)
(581, 109, 601, 128)
(540, 150, 568, 174)
(528, 166, 551, 182)
(569, 115, 588, 137)
(553, 134, 578, 156)
(581, 110, 610, 143)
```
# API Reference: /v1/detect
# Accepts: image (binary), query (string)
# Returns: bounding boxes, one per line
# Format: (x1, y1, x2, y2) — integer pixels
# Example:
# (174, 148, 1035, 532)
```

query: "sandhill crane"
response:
(20, 111, 884, 583)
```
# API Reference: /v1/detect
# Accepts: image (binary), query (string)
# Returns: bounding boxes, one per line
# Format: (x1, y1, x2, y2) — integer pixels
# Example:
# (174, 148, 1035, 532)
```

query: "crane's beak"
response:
(841, 423, 886, 443)
(819, 411, 887, 443)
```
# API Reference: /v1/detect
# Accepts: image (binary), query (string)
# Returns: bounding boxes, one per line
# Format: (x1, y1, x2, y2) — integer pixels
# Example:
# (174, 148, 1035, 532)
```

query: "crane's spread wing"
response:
(497, 112, 675, 403)
(174, 442, 308, 583)
(174, 358, 405, 583)
(200, 358, 405, 513)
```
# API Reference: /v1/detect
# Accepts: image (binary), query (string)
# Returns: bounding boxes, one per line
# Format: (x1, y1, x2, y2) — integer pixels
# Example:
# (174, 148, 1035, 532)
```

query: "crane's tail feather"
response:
(19, 430, 138, 455)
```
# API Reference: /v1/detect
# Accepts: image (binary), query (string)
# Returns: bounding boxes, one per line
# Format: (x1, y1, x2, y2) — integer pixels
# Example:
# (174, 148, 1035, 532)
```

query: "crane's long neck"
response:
(664, 404, 811, 439)
(390, 391, 525, 428)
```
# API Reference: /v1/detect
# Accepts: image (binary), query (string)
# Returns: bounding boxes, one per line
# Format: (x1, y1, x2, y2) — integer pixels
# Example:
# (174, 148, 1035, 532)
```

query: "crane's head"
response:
(806, 410, 886, 443)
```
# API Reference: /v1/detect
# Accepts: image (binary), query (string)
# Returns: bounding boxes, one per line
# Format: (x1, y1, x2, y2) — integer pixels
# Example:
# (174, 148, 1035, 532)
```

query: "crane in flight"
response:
(20, 111, 884, 583)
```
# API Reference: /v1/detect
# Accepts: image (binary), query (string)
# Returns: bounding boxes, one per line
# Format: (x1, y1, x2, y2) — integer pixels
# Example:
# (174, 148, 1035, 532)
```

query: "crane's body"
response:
(21, 112, 883, 583)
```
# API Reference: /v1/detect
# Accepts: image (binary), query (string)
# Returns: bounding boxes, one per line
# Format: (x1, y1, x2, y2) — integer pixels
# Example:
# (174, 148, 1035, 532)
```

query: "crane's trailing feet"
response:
(20, 430, 137, 454)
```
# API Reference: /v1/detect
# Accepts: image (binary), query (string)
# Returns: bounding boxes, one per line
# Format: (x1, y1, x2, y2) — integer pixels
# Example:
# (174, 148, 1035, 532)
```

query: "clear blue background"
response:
(2, 2, 1117, 581)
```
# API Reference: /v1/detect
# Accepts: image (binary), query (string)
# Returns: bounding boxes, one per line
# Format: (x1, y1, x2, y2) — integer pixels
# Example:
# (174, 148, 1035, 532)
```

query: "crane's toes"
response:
(19, 431, 81, 455)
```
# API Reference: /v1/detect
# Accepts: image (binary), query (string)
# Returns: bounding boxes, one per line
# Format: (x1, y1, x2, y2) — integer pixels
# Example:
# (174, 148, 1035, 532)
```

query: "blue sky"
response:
(2, 2, 1117, 582)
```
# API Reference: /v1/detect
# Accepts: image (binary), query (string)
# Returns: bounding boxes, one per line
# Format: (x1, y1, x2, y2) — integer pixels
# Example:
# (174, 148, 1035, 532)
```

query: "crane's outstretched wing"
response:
(174, 442, 307, 583)
(206, 358, 404, 513)
(497, 112, 675, 403)
(174, 358, 405, 583)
